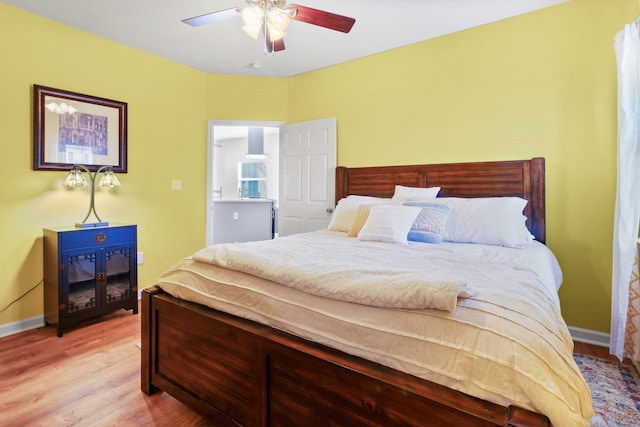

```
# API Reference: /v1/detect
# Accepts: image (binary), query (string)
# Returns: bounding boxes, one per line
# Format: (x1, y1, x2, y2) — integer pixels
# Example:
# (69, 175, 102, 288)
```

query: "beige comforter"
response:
(193, 232, 474, 311)
(157, 231, 593, 426)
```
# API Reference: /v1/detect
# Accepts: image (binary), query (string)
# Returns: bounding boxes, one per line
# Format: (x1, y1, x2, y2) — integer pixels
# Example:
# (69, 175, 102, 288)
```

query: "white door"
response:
(278, 118, 337, 236)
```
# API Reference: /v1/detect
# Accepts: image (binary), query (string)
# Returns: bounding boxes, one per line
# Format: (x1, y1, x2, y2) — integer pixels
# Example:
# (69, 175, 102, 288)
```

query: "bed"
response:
(141, 157, 593, 426)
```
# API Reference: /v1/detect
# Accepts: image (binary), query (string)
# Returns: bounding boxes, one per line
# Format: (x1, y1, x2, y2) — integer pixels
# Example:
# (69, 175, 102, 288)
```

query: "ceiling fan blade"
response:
(182, 7, 239, 27)
(289, 4, 356, 33)
(265, 27, 286, 53)
(272, 38, 286, 52)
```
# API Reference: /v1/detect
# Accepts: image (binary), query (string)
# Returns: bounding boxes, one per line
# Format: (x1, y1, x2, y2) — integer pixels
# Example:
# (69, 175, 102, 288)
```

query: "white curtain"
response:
(611, 21, 640, 361)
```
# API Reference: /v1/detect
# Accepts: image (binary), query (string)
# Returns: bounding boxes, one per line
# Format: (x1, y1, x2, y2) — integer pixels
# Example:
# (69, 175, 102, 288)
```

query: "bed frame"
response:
(142, 158, 550, 426)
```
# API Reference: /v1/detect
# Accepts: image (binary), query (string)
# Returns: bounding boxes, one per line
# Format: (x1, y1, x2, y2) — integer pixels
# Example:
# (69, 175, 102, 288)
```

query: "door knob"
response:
(326, 208, 334, 214)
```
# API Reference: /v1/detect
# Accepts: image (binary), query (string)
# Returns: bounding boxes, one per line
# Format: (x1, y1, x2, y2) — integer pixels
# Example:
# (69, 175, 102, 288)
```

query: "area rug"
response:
(574, 353, 640, 426)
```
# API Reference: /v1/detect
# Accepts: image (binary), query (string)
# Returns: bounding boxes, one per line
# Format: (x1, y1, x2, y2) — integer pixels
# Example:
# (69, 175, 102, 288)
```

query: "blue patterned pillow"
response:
(405, 202, 451, 243)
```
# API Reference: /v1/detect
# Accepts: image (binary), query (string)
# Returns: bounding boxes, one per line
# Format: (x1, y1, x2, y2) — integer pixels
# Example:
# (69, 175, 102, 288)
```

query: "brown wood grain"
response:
(140, 158, 552, 427)
(1, 299, 609, 426)
(290, 4, 356, 33)
(336, 158, 545, 243)
(143, 288, 551, 427)
(0, 304, 208, 427)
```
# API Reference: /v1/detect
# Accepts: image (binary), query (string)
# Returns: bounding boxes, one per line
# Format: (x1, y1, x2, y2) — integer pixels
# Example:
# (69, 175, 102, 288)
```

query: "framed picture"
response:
(33, 84, 127, 172)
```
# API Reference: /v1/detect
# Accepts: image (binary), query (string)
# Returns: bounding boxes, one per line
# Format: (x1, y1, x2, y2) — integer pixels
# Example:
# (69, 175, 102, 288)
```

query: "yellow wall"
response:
(0, 0, 634, 334)
(206, 74, 288, 120)
(288, 0, 633, 332)
(0, 3, 287, 327)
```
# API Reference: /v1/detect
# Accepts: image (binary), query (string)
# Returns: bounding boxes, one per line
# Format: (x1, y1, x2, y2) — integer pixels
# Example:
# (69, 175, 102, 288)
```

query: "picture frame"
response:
(33, 84, 127, 172)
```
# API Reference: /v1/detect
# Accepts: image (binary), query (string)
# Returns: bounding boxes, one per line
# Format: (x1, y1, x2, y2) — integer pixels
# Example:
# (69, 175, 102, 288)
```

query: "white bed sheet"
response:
(156, 230, 592, 427)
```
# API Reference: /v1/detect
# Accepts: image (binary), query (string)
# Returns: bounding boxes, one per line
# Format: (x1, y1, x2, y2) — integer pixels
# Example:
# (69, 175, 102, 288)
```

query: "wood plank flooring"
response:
(0, 306, 208, 427)
(0, 304, 620, 426)
(574, 340, 631, 364)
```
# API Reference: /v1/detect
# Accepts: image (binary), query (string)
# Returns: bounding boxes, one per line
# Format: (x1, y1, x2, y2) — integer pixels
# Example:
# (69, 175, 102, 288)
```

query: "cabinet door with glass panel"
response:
(104, 245, 136, 306)
(64, 248, 101, 315)
(43, 224, 138, 337)
(63, 244, 136, 313)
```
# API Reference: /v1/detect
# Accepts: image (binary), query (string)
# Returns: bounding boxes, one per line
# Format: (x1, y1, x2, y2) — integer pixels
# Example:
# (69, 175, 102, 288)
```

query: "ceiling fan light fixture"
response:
(267, 8, 290, 31)
(267, 25, 286, 41)
(240, 2, 291, 43)
(242, 24, 262, 39)
(241, 6, 264, 26)
(183, 0, 355, 54)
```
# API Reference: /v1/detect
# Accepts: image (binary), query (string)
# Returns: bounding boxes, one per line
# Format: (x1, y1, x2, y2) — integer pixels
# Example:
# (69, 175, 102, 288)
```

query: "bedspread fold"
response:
(193, 232, 473, 311)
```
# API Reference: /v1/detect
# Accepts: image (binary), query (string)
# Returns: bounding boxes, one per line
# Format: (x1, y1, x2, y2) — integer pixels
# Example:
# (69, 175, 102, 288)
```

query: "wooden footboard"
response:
(141, 287, 550, 427)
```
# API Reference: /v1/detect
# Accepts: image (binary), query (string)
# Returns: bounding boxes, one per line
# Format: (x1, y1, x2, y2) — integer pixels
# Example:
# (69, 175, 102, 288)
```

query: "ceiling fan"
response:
(182, 0, 356, 54)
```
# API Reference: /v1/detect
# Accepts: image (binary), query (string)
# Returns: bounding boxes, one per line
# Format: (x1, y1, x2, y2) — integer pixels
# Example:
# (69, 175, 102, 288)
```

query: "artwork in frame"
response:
(33, 84, 127, 172)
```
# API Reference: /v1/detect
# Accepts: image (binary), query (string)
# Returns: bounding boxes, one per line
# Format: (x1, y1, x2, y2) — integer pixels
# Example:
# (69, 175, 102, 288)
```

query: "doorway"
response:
(206, 118, 337, 246)
(206, 120, 284, 246)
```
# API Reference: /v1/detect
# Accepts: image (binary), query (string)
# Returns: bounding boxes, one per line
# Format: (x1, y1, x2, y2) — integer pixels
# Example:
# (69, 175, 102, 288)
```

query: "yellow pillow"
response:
(347, 204, 375, 237)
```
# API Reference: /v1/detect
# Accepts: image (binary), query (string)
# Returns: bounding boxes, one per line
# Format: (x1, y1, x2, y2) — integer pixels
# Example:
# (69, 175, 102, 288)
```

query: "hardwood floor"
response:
(573, 340, 637, 366)
(0, 305, 209, 427)
(0, 304, 623, 426)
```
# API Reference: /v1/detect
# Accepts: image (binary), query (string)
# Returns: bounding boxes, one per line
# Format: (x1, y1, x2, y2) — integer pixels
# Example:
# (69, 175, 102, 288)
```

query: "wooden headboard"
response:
(336, 158, 546, 244)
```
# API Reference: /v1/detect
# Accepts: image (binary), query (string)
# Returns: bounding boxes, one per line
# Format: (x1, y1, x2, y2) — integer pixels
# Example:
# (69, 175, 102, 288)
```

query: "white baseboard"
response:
(0, 312, 613, 350)
(0, 315, 44, 339)
(0, 293, 142, 339)
(568, 326, 610, 347)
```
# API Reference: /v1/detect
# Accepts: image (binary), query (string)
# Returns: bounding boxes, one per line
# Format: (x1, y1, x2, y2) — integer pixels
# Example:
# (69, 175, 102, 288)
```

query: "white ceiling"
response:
(214, 125, 280, 141)
(3, 0, 568, 77)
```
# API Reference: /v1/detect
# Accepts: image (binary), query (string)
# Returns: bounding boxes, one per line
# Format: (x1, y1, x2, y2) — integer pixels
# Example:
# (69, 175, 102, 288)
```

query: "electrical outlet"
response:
(171, 180, 182, 190)
(233, 212, 239, 220)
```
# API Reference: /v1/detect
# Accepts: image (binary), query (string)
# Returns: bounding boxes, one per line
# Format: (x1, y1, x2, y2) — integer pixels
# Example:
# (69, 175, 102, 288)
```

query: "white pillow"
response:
(436, 197, 533, 248)
(327, 196, 390, 232)
(357, 204, 422, 244)
(391, 185, 441, 201)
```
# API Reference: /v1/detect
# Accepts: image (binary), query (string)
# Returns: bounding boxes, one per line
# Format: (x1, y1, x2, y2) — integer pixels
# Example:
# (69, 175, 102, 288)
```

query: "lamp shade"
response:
(99, 169, 121, 188)
(63, 168, 88, 187)
(62, 164, 122, 228)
